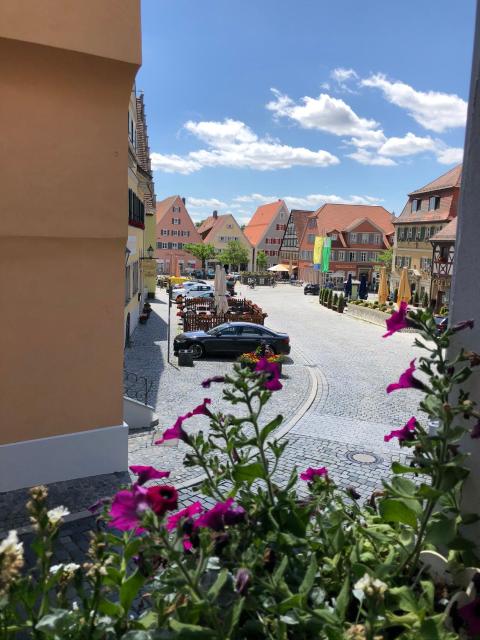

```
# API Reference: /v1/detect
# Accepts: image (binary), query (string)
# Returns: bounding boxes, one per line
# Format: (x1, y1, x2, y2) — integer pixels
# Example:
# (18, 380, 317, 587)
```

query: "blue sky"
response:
(138, 0, 475, 224)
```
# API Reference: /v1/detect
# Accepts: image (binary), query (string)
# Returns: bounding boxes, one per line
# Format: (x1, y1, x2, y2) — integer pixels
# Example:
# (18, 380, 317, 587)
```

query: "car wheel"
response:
(190, 343, 205, 359)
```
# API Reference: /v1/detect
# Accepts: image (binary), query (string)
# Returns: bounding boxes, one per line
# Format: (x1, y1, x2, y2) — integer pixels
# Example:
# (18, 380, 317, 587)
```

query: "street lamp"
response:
(146, 245, 154, 260)
(125, 246, 131, 266)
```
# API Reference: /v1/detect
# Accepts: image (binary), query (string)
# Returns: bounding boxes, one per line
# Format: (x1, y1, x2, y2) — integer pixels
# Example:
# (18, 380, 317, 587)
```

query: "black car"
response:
(173, 322, 291, 359)
(304, 283, 320, 296)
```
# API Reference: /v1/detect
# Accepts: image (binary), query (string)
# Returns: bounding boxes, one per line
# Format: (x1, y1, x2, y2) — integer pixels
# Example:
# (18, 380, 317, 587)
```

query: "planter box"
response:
(178, 350, 194, 367)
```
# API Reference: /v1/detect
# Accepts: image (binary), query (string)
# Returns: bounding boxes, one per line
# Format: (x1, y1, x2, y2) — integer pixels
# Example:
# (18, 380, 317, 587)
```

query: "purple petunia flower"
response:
(384, 417, 417, 442)
(451, 319, 475, 333)
(235, 568, 251, 595)
(383, 301, 409, 338)
(154, 399, 212, 445)
(201, 376, 225, 388)
(300, 466, 328, 482)
(129, 465, 170, 485)
(87, 497, 110, 514)
(458, 597, 480, 635)
(194, 498, 246, 531)
(386, 359, 426, 394)
(255, 357, 283, 391)
(166, 502, 203, 532)
(108, 484, 150, 532)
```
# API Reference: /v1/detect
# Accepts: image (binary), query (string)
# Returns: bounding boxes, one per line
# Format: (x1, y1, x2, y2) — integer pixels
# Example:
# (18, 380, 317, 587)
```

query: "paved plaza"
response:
(3, 283, 423, 558)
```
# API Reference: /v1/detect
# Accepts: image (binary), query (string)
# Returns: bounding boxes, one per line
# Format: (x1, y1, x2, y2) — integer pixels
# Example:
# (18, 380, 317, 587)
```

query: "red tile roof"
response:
(197, 215, 225, 241)
(409, 164, 462, 195)
(431, 217, 457, 242)
(244, 200, 286, 246)
(156, 195, 180, 222)
(312, 204, 395, 236)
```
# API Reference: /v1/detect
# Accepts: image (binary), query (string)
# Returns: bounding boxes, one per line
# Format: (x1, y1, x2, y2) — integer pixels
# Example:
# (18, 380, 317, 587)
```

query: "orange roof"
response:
(431, 217, 457, 242)
(244, 200, 286, 246)
(197, 215, 224, 241)
(156, 195, 180, 222)
(312, 204, 395, 236)
(409, 164, 462, 195)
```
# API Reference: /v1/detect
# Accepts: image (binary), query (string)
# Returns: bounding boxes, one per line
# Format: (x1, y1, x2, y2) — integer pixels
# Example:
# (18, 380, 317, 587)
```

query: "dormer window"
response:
(429, 196, 441, 211)
(411, 199, 422, 212)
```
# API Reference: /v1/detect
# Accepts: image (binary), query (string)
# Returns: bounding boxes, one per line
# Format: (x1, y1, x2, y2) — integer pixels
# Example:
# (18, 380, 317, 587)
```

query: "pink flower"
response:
(146, 485, 178, 516)
(194, 498, 245, 531)
(108, 484, 150, 532)
(129, 465, 170, 486)
(383, 301, 409, 338)
(155, 399, 212, 445)
(459, 597, 480, 635)
(166, 502, 203, 532)
(300, 466, 328, 482)
(255, 357, 282, 391)
(384, 417, 417, 442)
(386, 359, 426, 394)
(201, 376, 225, 388)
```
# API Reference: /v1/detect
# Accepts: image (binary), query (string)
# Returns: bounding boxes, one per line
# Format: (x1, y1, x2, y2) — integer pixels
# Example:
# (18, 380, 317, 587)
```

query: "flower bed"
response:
(1, 309, 480, 638)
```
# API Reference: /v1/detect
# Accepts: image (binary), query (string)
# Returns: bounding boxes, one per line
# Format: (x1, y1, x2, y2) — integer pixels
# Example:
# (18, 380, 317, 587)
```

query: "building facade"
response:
(0, 0, 141, 491)
(244, 200, 289, 268)
(391, 165, 462, 298)
(297, 204, 394, 285)
(125, 86, 147, 344)
(278, 210, 312, 274)
(430, 218, 457, 311)
(197, 211, 253, 271)
(155, 196, 202, 275)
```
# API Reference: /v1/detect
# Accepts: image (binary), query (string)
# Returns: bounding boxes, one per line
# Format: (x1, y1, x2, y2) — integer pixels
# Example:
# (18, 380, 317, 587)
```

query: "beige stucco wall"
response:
(0, 4, 140, 445)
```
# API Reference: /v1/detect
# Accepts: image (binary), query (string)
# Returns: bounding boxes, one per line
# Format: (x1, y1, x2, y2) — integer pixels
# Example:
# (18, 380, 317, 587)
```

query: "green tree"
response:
(219, 240, 250, 270)
(377, 247, 393, 275)
(256, 250, 268, 272)
(183, 243, 217, 269)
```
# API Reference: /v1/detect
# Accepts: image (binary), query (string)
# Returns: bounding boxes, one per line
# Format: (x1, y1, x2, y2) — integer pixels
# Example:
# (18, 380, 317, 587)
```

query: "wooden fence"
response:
(180, 297, 267, 332)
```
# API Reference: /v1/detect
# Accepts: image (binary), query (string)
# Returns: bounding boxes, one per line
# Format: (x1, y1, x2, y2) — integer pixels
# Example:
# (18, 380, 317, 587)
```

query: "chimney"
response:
(213, 210, 218, 219)
(182, 197, 186, 205)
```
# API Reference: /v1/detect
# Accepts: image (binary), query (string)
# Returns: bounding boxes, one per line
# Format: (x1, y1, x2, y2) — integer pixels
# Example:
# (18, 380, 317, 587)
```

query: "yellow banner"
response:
(313, 236, 324, 264)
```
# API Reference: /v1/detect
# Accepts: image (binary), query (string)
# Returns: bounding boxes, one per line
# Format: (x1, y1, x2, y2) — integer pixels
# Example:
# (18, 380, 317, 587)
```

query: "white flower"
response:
(49, 562, 80, 578)
(0, 530, 23, 558)
(354, 573, 388, 597)
(47, 506, 70, 525)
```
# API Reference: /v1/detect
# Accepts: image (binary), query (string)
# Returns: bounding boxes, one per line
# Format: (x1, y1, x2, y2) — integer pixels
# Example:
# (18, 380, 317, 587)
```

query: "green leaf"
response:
(98, 598, 124, 618)
(392, 461, 415, 474)
(439, 465, 469, 491)
(136, 610, 158, 630)
(416, 484, 443, 501)
(259, 415, 283, 443)
(207, 569, 229, 601)
(391, 476, 418, 497)
(226, 597, 244, 636)
(120, 570, 146, 611)
(390, 586, 421, 613)
(232, 462, 265, 485)
(419, 617, 443, 639)
(273, 556, 288, 584)
(299, 555, 317, 595)
(335, 576, 350, 622)
(379, 498, 418, 528)
(425, 515, 456, 546)
(124, 537, 142, 562)
(278, 594, 303, 613)
(35, 610, 73, 635)
(169, 619, 216, 638)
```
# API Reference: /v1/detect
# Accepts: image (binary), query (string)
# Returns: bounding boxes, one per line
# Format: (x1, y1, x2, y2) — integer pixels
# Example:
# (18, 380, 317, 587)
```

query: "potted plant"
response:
(238, 349, 284, 377)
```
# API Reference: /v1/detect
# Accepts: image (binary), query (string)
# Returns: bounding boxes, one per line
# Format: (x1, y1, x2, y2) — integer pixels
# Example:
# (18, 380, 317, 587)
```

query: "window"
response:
(227, 224, 233, 229)
(429, 196, 441, 211)
(218, 326, 240, 336)
(162, 242, 168, 249)
(407, 227, 413, 240)
(331, 251, 336, 261)
(421, 257, 432, 271)
(125, 265, 131, 303)
(338, 251, 345, 261)
(128, 189, 145, 229)
(362, 233, 369, 244)
(239, 326, 265, 336)
(161, 228, 169, 236)
(360, 252, 368, 262)
(172, 229, 178, 236)
(307, 234, 315, 243)
(374, 234, 381, 244)
(416, 227, 422, 240)
(330, 233, 338, 240)
(172, 206, 180, 213)
(308, 219, 316, 228)
(411, 199, 422, 212)
(396, 256, 411, 268)
(350, 233, 357, 243)
(132, 261, 139, 296)
(348, 251, 355, 262)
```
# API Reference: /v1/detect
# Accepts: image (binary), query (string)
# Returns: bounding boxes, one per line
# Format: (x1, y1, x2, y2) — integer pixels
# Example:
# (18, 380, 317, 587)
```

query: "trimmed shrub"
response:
(422, 291, 429, 308)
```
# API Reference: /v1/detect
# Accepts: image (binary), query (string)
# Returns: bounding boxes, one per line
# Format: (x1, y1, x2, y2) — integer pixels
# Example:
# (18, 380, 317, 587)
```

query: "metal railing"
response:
(123, 369, 153, 405)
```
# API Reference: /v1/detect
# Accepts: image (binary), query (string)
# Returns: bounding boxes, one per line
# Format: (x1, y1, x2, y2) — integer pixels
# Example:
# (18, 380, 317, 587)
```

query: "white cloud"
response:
(435, 146, 464, 165)
(267, 88, 380, 142)
(331, 67, 359, 84)
(230, 192, 383, 210)
(361, 73, 467, 132)
(151, 117, 339, 173)
(346, 149, 397, 166)
(378, 132, 437, 157)
(187, 197, 227, 208)
(150, 153, 201, 175)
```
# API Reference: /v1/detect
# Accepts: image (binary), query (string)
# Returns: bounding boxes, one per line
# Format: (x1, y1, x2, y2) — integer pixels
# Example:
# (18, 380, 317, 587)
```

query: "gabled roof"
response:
(156, 195, 180, 222)
(197, 215, 221, 238)
(290, 210, 312, 243)
(244, 200, 286, 246)
(312, 204, 395, 236)
(431, 218, 458, 242)
(409, 164, 462, 196)
(343, 216, 390, 235)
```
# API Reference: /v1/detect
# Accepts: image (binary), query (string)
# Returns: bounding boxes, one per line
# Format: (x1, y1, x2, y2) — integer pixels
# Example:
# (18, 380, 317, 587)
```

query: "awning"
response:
(267, 264, 290, 272)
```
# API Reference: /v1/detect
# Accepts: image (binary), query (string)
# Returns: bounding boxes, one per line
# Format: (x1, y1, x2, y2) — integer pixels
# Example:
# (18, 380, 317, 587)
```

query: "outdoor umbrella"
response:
(378, 267, 388, 305)
(214, 264, 229, 314)
(344, 274, 352, 299)
(397, 267, 411, 307)
(358, 274, 368, 300)
(267, 264, 289, 272)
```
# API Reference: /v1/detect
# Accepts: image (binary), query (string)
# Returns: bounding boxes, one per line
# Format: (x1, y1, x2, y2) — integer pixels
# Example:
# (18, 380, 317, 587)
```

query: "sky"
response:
(138, 0, 476, 224)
